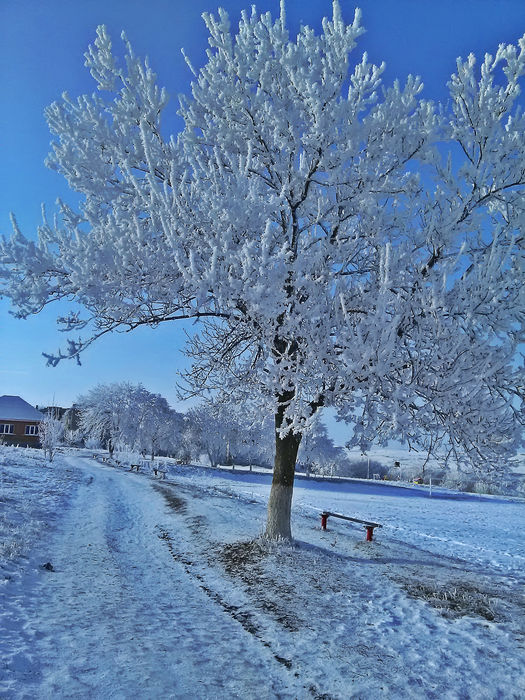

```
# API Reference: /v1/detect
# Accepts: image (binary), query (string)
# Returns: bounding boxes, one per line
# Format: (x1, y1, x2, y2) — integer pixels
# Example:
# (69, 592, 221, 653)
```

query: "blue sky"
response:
(1, 0, 524, 441)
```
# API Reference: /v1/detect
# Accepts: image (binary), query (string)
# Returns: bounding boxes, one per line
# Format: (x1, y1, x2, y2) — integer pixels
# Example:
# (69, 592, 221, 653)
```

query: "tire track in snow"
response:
(156, 526, 294, 670)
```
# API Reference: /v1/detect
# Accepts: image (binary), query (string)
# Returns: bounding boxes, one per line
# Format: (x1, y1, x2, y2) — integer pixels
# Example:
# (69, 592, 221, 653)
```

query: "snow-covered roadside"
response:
(1, 450, 525, 698)
(0, 446, 84, 583)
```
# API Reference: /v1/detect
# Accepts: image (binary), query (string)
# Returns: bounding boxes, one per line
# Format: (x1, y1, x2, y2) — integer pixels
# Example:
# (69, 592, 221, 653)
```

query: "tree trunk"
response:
(265, 396, 302, 540)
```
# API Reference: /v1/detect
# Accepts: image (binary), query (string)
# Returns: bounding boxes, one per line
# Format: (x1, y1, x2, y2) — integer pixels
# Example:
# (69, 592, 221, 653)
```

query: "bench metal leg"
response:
(365, 526, 374, 541)
(321, 513, 328, 530)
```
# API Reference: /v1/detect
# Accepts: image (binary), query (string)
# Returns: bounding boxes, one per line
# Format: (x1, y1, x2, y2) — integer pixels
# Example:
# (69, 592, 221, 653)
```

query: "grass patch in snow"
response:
(220, 536, 295, 571)
(218, 538, 301, 633)
(399, 579, 499, 621)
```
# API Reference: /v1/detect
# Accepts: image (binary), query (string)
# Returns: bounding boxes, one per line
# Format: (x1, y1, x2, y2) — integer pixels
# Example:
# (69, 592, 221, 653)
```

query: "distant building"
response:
(37, 406, 67, 420)
(0, 395, 43, 446)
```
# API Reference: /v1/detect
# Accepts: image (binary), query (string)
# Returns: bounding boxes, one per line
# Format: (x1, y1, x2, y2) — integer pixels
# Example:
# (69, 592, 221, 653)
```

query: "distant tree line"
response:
(37, 383, 523, 495)
(47, 382, 354, 473)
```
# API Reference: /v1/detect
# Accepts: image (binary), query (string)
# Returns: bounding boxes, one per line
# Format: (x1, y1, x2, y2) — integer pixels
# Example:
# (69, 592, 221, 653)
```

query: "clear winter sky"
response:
(1, 0, 524, 442)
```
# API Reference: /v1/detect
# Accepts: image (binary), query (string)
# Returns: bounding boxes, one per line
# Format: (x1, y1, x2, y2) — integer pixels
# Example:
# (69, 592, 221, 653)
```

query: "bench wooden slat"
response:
(320, 511, 381, 541)
(322, 511, 381, 528)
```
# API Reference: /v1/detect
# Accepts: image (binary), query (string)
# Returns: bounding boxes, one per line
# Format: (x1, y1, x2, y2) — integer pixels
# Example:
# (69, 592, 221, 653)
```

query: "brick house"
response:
(0, 395, 43, 446)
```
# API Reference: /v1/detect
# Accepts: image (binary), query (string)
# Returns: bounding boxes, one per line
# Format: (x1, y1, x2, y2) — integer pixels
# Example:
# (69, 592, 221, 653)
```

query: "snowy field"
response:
(1, 447, 524, 699)
(204, 465, 525, 580)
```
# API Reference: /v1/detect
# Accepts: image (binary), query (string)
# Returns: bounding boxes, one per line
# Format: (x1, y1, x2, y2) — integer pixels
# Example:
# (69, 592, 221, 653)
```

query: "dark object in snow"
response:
(153, 467, 166, 479)
(130, 464, 140, 472)
(320, 511, 382, 541)
(41, 562, 54, 571)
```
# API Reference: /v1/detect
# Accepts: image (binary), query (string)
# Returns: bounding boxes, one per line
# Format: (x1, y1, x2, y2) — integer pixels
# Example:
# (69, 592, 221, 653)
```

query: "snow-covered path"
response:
(3, 457, 297, 698)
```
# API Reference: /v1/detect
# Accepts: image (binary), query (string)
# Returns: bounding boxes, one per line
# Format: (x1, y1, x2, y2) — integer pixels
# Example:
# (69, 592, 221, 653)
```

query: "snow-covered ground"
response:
(203, 465, 525, 580)
(1, 447, 524, 699)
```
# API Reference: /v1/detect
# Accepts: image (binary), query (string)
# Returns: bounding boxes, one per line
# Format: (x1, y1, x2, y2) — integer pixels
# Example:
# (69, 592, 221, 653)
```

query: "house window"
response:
(0, 424, 14, 434)
(25, 425, 39, 435)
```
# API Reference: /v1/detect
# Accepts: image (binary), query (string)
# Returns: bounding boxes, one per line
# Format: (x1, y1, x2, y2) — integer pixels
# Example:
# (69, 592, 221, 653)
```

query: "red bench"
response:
(320, 511, 382, 541)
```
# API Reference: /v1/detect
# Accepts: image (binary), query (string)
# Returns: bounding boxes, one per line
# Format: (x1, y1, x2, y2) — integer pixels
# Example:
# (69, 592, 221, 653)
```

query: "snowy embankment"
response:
(1, 447, 524, 699)
(0, 447, 83, 583)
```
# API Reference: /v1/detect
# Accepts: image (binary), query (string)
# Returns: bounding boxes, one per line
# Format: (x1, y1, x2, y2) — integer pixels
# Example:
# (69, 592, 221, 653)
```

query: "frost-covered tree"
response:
(189, 398, 273, 468)
(1, 4, 524, 538)
(78, 383, 129, 454)
(133, 388, 182, 460)
(234, 412, 274, 468)
(78, 382, 181, 457)
(297, 418, 343, 476)
(188, 400, 239, 468)
(62, 405, 83, 446)
(173, 416, 202, 465)
(39, 410, 64, 462)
